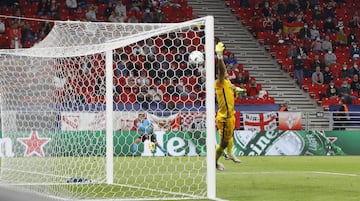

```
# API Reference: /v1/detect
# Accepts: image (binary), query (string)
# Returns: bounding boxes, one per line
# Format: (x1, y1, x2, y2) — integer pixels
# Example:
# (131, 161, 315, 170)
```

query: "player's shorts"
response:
(139, 134, 156, 143)
(216, 116, 235, 148)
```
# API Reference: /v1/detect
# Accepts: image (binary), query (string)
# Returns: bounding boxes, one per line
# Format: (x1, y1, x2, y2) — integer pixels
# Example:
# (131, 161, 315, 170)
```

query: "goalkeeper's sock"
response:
(132, 144, 138, 156)
(158, 146, 167, 155)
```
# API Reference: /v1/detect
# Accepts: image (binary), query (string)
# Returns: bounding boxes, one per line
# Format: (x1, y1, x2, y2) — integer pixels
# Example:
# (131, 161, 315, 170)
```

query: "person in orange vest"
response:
(334, 98, 350, 130)
(279, 102, 289, 112)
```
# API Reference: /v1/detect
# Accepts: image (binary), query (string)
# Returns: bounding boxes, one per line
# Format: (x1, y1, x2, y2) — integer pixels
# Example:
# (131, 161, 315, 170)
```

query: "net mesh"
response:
(0, 17, 211, 200)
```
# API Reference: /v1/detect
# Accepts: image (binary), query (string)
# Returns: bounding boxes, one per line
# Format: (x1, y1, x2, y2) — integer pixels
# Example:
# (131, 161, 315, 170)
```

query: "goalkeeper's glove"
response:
(235, 87, 246, 96)
(215, 42, 225, 59)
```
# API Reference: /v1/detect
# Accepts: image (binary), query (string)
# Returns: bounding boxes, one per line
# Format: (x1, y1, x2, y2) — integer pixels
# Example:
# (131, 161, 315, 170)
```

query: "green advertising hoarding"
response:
(0, 130, 359, 157)
(0, 130, 205, 157)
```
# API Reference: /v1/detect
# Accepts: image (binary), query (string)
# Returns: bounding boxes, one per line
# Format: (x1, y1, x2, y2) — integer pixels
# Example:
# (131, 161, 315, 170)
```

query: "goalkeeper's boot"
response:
(216, 162, 225, 171)
(229, 155, 241, 163)
(223, 153, 230, 160)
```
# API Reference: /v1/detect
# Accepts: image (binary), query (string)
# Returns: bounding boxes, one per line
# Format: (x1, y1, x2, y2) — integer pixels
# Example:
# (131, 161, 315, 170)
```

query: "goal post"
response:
(0, 16, 216, 200)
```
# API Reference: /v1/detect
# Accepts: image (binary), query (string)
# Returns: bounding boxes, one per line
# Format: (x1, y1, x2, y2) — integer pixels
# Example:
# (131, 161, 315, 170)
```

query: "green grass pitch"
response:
(1, 156, 360, 201)
(211, 156, 360, 201)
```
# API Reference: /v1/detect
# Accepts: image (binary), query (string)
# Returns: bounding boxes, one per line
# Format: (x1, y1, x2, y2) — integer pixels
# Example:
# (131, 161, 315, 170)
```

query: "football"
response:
(188, 50, 204, 65)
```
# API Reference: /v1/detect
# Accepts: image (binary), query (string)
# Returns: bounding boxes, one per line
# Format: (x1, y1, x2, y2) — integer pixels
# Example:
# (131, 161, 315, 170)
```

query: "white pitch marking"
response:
(220, 171, 359, 177)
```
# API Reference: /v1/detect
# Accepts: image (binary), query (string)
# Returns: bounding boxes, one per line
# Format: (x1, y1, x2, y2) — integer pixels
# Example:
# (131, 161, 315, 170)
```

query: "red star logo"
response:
(18, 131, 50, 157)
(327, 137, 338, 143)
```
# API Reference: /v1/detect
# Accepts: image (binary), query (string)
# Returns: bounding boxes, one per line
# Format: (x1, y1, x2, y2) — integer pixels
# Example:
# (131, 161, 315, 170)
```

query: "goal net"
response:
(0, 16, 216, 200)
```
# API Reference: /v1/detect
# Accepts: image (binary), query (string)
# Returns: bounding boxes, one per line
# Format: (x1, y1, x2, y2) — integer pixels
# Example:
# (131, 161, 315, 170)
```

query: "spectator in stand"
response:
(286, 0, 298, 14)
(148, 85, 163, 103)
(350, 74, 360, 96)
(310, 24, 320, 40)
(128, 14, 139, 23)
(298, 0, 310, 11)
(130, 0, 142, 12)
(323, 66, 334, 84)
(273, 0, 285, 15)
(298, 23, 311, 40)
(247, 79, 259, 98)
(143, 38, 157, 57)
(312, 65, 324, 85)
(311, 37, 323, 53)
(324, 49, 337, 67)
(335, 18, 344, 32)
(77, 0, 87, 9)
(86, 5, 99, 21)
(137, 86, 151, 109)
(103, 2, 114, 19)
(142, 8, 153, 23)
(309, 1, 320, 9)
(262, 16, 273, 32)
(287, 44, 299, 59)
(312, 4, 323, 21)
(297, 43, 309, 59)
(153, 8, 164, 23)
(226, 65, 237, 83)
(340, 62, 351, 79)
(326, 80, 339, 98)
(335, 29, 348, 47)
(286, 11, 296, 23)
(261, 1, 273, 18)
(321, 35, 333, 53)
(108, 10, 126, 22)
(136, 70, 151, 87)
(21, 23, 37, 43)
(240, 0, 250, 8)
(176, 79, 197, 99)
(272, 15, 283, 33)
(323, 1, 336, 19)
(325, 80, 339, 98)
(232, 71, 246, 86)
(49, 0, 60, 19)
(347, 29, 358, 46)
(293, 55, 305, 88)
(350, 42, 360, 60)
(225, 53, 238, 70)
(114, 0, 126, 17)
(349, 61, 360, 77)
(37, 0, 50, 16)
(349, 11, 360, 28)
(311, 54, 326, 71)
(296, 11, 307, 23)
(66, 0, 77, 15)
(323, 16, 336, 33)
(8, 20, 22, 49)
(0, 19, 5, 34)
(338, 80, 352, 99)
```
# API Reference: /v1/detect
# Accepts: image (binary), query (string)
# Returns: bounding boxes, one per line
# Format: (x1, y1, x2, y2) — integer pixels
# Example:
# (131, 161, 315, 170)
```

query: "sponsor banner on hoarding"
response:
(278, 112, 302, 130)
(324, 131, 360, 155)
(243, 112, 277, 131)
(232, 130, 345, 156)
(0, 130, 205, 157)
(1, 130, 359, 158)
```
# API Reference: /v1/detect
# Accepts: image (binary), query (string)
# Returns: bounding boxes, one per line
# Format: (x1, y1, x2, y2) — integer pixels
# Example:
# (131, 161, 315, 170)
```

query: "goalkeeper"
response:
(214, 42, 241, 171)
(132, 112, 167, 156)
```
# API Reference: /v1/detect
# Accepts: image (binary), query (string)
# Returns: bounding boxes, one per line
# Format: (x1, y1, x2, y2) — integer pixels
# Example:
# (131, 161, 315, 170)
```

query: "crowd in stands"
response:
(0, 0, 275, 110)
(227, 0, 360, 109)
